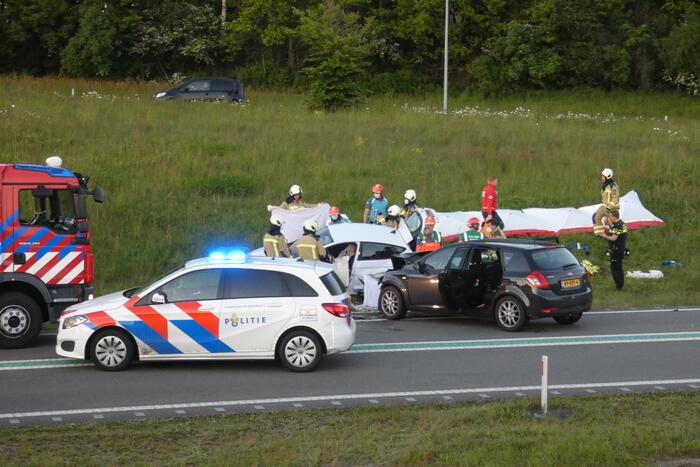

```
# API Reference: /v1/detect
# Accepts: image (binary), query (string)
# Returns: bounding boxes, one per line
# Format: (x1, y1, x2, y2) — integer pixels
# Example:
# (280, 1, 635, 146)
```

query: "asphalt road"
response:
(1, 307, 699, 426)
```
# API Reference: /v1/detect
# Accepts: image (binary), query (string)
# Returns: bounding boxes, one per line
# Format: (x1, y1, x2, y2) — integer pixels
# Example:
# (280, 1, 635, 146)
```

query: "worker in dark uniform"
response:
(599, 209, 628, 290)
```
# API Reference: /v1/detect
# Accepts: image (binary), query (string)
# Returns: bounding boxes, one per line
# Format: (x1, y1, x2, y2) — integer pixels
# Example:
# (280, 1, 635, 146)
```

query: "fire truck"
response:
(0, 157, 103, 348)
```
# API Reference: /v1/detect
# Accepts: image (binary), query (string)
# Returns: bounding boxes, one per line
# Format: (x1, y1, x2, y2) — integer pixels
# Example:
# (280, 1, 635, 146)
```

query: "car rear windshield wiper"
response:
(562, 263, 579, 269)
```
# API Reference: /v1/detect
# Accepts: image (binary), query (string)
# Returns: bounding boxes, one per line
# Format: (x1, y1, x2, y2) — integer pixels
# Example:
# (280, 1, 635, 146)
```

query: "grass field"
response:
(2, 393, 700, 465)
(0, 76, 698, 307)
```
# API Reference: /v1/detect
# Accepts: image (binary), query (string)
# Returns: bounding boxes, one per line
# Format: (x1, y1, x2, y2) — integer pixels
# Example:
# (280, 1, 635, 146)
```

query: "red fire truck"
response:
(0, 158, 103, 348)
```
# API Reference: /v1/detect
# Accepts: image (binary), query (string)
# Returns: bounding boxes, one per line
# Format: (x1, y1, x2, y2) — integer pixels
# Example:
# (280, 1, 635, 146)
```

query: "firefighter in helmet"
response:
(263, 214, 291, 258)
(593, 168, 620, 236)
(379, 205, 402, 229)
(401, 189, 418, 218)
(280, 184, 315, 211)
(296, 219, 327, 261)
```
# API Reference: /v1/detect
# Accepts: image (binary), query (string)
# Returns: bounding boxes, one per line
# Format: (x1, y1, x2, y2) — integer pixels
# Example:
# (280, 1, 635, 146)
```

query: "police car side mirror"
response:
(152, 292, 166, 304)
(418, 262, 427, 274)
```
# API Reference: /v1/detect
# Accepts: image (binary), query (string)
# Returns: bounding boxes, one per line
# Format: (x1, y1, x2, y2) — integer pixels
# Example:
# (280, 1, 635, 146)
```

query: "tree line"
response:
(1, 0, 698, 106)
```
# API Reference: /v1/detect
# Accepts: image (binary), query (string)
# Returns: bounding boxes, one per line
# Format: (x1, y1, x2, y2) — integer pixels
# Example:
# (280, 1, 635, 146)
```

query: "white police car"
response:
(56, 250, 356, 372)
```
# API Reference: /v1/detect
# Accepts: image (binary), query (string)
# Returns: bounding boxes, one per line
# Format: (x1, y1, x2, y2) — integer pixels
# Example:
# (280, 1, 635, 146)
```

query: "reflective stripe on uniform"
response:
(264, 238, 280, 257)
(297, 244, 319, 260)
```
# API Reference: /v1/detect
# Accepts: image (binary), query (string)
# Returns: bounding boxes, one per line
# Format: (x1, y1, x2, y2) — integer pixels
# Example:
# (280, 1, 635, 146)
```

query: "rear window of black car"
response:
(529, 248, 579, 270)
(502, 251, 530, 272)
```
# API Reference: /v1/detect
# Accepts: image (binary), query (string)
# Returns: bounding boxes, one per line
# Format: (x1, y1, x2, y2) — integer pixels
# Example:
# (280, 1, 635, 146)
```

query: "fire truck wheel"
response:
(0, 292, 43, 349)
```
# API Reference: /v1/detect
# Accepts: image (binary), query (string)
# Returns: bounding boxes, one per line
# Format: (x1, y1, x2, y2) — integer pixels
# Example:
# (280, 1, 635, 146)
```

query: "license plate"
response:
(561, 278, 581, 288)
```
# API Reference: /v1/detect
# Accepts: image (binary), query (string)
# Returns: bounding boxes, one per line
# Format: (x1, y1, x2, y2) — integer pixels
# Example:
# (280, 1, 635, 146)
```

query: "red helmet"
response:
(424, 216, 436, 227)
(468, 217, 480, 227)
(329, 206, 340, 216)
(372, 184, 384, 194)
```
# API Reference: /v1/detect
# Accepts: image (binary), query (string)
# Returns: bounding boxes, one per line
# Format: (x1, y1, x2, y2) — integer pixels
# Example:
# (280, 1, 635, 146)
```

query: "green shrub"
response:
(297, 0, 375, 111)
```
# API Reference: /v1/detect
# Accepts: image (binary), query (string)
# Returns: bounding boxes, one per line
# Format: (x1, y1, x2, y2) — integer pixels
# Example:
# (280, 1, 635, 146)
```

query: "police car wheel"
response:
(379, 286, 407, 320)
(553, 312, 583, 325)
(90, 329, 135, 371)
(0, 292, 43, 349)
(279, 331, 322, 372)
(494, 296, 527, 332)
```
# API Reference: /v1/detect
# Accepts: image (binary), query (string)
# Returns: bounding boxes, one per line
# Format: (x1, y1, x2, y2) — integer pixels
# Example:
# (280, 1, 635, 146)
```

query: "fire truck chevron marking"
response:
(25, 252, 57, 275)
(15, 227, 52, 254)
(50, 253, 84, 285)
(33, 233, 63, 261)
(61, 259, 85, 284)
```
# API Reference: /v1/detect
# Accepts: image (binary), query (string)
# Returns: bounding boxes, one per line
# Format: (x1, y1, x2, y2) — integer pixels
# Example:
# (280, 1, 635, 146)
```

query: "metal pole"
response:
(443, 0, 449, 114)
(541, 355, 549, 414)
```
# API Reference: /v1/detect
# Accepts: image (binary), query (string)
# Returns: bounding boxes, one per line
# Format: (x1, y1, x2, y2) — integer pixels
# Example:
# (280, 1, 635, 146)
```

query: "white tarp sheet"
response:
(267, 204, 331, 242)
(429, 190, 663, 238)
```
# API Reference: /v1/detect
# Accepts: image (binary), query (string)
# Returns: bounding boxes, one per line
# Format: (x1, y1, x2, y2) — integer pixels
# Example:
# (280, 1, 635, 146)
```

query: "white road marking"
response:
(51, 417, 62, 422)
(292, 403, 304, 408)
(3, 378, 699, 420)
(515, 392, 526, 397)
(550, 390, 561, 395)
(331, 401, 342, 406)
(585, 389, 597, 393)
(620, 388, 632, 392)
(9, 420, 19, 424)
(405, 398, 417, 402)
(479, 394, 490, 399)
(442, 396, 453, 400)
(355, 307, 700, 323)
(690, 385, 700, 389)
(174, 410, 186, 415)
(654, 386, 666, 390)
(254, 405, 265, 410)
(93, 415, 104, 419)
(134, 412, 145, 417)
(215, 408, 226, 412)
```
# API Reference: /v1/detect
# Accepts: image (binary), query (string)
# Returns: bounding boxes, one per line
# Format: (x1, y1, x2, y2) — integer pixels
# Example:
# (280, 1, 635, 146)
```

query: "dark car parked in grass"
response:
(378, 239, 592, 331)
(153, 77, 245, 103)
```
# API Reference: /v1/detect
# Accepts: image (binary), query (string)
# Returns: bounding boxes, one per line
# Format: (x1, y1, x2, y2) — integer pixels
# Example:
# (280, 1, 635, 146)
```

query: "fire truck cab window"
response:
(18, 189, 78, 233)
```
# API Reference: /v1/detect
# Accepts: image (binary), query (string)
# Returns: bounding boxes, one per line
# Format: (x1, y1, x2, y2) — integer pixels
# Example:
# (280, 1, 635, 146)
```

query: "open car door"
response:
(439, 247, 474, 310)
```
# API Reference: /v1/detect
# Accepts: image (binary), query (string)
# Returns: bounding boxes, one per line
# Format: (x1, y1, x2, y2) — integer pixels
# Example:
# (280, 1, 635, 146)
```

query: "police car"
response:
(56, 250, 356, 372)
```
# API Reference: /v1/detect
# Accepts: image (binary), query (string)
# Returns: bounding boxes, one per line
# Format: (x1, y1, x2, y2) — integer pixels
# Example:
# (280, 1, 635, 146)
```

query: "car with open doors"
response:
(378, 239, 592, 331)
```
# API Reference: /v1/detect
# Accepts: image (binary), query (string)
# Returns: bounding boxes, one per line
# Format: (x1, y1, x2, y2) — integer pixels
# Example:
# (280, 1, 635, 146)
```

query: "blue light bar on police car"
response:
(208, 249, 248, 263)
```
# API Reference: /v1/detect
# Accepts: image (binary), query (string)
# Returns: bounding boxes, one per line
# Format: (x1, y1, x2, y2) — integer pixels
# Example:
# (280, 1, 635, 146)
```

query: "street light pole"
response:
(443, 0, 449, 114)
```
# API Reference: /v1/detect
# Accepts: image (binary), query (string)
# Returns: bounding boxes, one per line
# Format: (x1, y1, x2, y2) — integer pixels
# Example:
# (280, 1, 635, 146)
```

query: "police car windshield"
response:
(125, 264, 185, 297)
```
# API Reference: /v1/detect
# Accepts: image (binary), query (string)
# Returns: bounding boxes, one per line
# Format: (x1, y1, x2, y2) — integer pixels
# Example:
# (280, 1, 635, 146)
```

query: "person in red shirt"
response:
(481, 176, 504, 229)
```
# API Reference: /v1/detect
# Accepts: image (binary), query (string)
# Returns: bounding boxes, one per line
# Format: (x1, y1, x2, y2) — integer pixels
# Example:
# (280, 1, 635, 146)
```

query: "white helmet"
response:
(601, 168, 614, 179)
(289, 184, 303, 196)
(45, 156, 63, 168)
(270, 214, 284, 227)
(404, 189, 416, 203)
(388, 205, 401, 217)
(303, 219, 319, 232)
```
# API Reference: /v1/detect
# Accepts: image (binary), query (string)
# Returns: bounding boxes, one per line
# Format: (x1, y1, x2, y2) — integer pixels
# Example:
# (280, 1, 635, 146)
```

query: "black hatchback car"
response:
(153, 77, 245, 103)
(378, 240, 592, 331)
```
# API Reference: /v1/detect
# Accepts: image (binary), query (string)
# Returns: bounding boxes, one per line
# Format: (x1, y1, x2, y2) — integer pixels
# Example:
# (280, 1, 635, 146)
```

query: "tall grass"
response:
(1, 76, 698, 307)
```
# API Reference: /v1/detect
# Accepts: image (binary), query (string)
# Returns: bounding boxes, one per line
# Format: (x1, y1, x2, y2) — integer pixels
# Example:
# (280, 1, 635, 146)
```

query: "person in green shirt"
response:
(416, 216, 443, 252)
(460, 217, 486, 241)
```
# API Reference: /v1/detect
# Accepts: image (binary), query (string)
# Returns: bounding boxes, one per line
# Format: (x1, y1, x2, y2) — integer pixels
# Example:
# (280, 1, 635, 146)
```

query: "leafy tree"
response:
(297, 0, 376, 110)
(129, 1, 220, 78)
(661, 4, 700, 93)
(60, 2, 117, 77)
(0, 0, 78, 74)
(469, 20, 560, 95)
